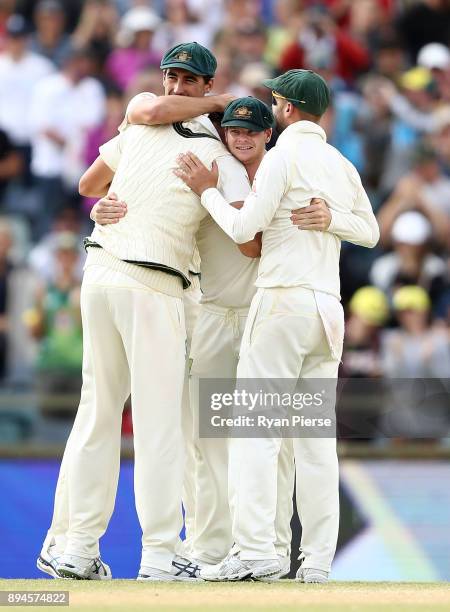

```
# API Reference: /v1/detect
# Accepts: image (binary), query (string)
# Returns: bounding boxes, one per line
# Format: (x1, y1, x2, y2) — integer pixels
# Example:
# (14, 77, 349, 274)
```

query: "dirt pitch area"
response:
(1, 580, 449, 612)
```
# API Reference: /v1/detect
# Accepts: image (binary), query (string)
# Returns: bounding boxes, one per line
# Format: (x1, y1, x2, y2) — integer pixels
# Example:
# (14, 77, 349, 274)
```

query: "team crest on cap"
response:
(174, 51, 192, 62)
(233, 106, 252, 119)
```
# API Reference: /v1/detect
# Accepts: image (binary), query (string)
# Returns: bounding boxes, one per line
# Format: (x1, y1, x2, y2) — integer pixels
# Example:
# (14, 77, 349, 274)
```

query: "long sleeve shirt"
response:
(200, 120, 379, 300)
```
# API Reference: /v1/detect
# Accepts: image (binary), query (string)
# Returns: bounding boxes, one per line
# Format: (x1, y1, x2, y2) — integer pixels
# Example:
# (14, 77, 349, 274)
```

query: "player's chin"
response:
(232, 148, 255, 163)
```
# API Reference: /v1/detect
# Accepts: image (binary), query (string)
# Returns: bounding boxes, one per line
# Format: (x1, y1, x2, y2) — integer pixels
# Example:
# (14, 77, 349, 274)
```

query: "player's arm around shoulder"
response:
(127, 92, 233, 127)
(122, 92, 159, 127)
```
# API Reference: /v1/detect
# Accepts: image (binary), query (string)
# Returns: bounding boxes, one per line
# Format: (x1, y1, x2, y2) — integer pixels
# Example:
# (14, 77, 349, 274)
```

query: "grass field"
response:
(1, 580, 450, 611)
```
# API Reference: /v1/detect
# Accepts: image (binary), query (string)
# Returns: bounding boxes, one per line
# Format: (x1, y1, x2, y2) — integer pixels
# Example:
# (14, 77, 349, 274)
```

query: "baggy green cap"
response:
(263, 69, 331, 116)
(160, 42, 217, 77)
(221, 96, 274, 132)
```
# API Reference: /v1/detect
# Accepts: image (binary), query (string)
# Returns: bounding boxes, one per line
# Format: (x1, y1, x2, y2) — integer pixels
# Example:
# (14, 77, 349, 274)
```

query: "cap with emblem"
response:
(263, 69, 331, 116)
(221, 97, 274, 132)
(160, 42, 217, 77)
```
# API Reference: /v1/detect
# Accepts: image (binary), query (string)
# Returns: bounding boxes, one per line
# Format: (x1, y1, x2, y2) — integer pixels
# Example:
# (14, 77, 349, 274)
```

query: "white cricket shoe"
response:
(36, 545, 61, 579)
(295, 566, 329, 583)
(253, 555, 291, 582)
(137, 555, 201, 581)
(200, 550, 281, 582)
(56, 554, 112, 580)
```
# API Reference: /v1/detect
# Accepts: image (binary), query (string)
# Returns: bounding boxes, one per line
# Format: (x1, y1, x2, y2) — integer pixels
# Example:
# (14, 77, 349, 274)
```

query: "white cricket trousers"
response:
(177, 280, 202, 558)
(233, 287, 344, 572)
(54, 264, 186, 572)
(189, 303, 295, 564)
(43, 272, 197, 568)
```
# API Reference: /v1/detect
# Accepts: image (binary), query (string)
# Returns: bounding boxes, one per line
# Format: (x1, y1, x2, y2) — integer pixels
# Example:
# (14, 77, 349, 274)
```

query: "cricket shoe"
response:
(137, 555, 201, 581)
(253, 555, 291, 582)
(56, 554, 112, 580)
(36, 545, 61, 579)
(295, 566, 329, 583)
(200, 550, 281, 582)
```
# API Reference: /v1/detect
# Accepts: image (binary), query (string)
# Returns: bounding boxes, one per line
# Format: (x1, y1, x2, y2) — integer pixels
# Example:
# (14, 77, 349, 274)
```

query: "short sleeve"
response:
(216, 154, 250, 203)
(118, 92, 158, 133)
(99, 135, 122, 171)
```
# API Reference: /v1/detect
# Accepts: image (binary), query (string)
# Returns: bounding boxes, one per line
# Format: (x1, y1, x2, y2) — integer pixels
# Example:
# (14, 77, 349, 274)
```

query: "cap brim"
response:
(262, 78, 278, 90)
(221, 119, 266, 131)
(160, 62, 210, 76)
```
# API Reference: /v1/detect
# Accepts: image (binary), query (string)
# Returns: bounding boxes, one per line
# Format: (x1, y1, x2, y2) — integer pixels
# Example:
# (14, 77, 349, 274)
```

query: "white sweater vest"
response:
(89, 119, 232, 288)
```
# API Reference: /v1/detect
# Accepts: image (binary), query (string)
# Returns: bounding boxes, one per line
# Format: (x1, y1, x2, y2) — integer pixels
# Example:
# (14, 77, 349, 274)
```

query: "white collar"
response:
(277, 120, 327, 145)
(184, 115, 221, 140)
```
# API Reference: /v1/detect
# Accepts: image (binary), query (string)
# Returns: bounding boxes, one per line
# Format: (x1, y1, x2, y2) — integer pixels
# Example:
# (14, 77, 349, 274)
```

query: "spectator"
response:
(124, 65, 164, 100)
(0, 128, 22, 207)
(210, 52, 248, 97)
(0, 14, 54, 180)
(228, 20, 268, 73)
(418, 42, 450, 104)
(372, 33, 406, 82)
(153, 0, 213, 54)
(376, 72, 440, 194)
(347, 0, 384, 55)
(0, 0, 15, 49)
(24, 231, 83, 418)
(0, 218, 36, 384)
(370, 211, 447, 296)
(377, 147, 450, 248)
(263, 0, 298, 68)
(341, 286, 390, 378)
(279, 5, 370, 84)
(238, 62, 273, 104)
(380, 285, 450, 439)
(357, 75, 393, 194)
(29, 47, 105, 238)
(431, 106, 450, 173)
(396, 0, 450, 64)
(17, 0, 84, 33)
(72, 0, 119, 68)
(28, 208, 84, 284)
(106, 6, 161, 91)
(30, 0, 73, 67)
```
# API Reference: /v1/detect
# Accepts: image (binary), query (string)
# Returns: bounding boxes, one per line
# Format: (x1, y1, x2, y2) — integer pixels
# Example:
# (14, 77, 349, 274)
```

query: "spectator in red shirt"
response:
(278, 6, 370, 83)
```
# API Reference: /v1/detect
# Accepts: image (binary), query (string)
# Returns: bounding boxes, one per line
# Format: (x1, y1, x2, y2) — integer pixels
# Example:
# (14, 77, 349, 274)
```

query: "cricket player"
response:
(37, 42, 250, 582)
(175, 69, 380, 582)
(187, 98, 294, 578)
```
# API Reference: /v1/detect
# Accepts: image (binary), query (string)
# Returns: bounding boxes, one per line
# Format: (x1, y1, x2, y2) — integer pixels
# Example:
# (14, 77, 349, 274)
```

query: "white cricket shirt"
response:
(201, 120, 380, 300)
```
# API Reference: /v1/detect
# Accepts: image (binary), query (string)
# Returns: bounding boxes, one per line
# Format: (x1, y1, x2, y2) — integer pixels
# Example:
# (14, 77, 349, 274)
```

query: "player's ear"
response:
(204, 77, 214, 95)
(264, 128, 272, 143)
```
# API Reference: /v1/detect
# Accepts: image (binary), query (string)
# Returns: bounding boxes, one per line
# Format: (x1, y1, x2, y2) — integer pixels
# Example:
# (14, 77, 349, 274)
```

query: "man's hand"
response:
(291, 198, 331, 231)
(216, 93, 237, 111)
(174, 152, 219, 196)
(90, 192, 127, 225)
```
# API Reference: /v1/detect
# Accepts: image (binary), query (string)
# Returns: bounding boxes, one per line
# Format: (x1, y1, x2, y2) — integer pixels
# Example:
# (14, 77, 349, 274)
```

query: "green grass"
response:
(0, 580, 449, 611)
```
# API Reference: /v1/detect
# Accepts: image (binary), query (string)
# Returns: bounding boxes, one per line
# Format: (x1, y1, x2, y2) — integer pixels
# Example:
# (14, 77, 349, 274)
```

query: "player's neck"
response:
(244, 151, 265, 184)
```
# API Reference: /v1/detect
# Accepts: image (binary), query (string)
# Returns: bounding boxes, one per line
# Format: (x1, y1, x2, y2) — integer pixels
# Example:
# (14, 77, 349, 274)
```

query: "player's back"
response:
(258, 121, 367, 299)
(91, 117, 232, 286)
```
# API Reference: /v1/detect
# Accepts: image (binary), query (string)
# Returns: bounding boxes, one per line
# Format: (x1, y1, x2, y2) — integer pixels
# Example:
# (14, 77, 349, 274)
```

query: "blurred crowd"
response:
(0, 0, 449, 443)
